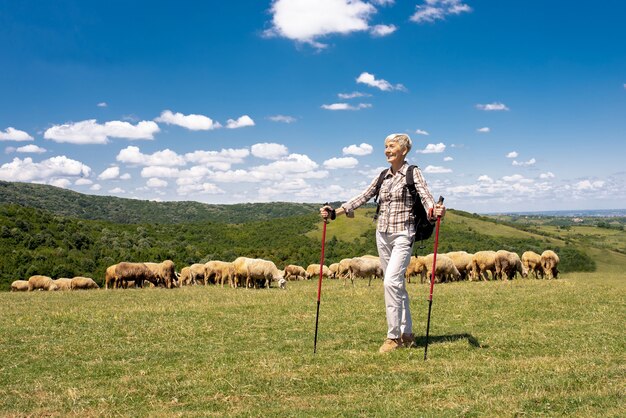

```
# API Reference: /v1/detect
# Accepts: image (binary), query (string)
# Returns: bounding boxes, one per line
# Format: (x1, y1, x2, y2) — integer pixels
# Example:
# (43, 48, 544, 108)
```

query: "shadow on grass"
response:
(413, 333, 487, 349)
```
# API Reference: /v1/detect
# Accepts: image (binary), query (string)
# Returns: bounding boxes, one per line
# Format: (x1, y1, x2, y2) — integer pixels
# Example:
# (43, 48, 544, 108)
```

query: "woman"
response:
(320, 133, 445, 353)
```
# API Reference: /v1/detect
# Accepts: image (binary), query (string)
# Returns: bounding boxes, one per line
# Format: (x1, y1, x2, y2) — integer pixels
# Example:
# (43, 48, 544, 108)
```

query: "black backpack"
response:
(373, 165, 436, 243)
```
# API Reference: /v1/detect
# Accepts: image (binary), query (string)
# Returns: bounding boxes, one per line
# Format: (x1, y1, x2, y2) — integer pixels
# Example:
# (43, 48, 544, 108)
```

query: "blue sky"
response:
(1, 0, 624, 213)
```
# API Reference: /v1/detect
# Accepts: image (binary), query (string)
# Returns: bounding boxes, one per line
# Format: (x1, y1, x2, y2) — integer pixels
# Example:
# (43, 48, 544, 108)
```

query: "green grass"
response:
(1, 268, 624, 416)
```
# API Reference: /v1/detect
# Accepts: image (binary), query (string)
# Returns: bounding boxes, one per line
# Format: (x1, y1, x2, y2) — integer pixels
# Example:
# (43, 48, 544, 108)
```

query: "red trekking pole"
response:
(313, 205, 330, 354)
(424, 196, 444, 361)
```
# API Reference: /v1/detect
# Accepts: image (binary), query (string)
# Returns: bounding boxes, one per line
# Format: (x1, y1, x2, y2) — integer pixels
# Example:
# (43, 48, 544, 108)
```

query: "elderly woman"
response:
(321, 133, 445, 353)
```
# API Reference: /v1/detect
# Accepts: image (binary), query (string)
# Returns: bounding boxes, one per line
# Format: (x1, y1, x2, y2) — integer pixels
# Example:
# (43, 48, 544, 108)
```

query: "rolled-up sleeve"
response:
(341, 175, 381, 215)
(412, 166, 437, 222)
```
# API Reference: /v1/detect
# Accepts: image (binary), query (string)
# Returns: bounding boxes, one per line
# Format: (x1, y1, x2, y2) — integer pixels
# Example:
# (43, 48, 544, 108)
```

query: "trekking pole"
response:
(424, 196, 444, 361)
(313, 205, 329, 354)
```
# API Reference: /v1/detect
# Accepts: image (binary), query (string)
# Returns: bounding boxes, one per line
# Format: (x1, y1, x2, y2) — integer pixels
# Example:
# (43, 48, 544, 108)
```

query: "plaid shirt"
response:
(342, 162, 437, 234)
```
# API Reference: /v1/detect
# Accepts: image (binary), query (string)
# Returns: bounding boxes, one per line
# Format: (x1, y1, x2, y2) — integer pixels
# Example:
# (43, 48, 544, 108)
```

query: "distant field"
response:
(1, 263, 624, 416)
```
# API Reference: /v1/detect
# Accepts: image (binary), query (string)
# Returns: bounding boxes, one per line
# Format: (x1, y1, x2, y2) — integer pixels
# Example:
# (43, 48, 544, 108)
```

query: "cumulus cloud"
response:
(251, 153, 327, 181)
(321, 103, 372, 110)
(16, 144, 46, 154)
(502, 174, 533, 183)
(478, 175, 493, 183)
(250, 143, 289, 160)
(338, 92, 371, 99)
(268, 115, 297, 123)
(155, 110, 221, 131)
(370, 24, 397, 37)
(411, 0, 472, 23)
(539, 172, 555, 179)
(98, 166, 120, 180)
(49, 178, 71, 189)
(265, 0, 375, 48)
(323, 156, 359, 169)
(109, 187, 125, 194)
(443, 156, 453, 161)
(177, 182, 224, 196)
(476, 102, 510, 111)
(416, 142, 446, 154)
(0, 127, 34, 141)
(225, 115, 255, 129)
(116, 146, 186, 167)
(424, 165, 452, 174)
(97, 102, 108, 108)
(477, 127, 490, 133)
(415, 129, 429, 136)
(356, 72, 405, 91)
(44, 119, 160, 144)
(0, 156, 91, 182)
(184, 148, 249, 170)
(343, 143, 373, 156)
(506, 151, 518, 158)
(120, 173, 131, 180)
(147, 178, 168, 188)
(90, 184, 102, 191)
(75, 178, 93, 186)
(512, 158, 536, 166)
(574, 180, 605, 190)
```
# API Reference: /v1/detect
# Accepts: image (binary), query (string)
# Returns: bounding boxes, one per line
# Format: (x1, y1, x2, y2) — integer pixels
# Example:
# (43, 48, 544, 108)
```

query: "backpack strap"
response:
(372, 168, 388, 221)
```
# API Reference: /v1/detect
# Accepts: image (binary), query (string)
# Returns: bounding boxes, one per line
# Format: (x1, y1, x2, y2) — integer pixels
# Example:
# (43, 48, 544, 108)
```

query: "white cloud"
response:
(477, 127, 490, 133)
(268, 115, 297, 123)
(251, 143, 289, 160)
(0, 127, 34, 141)
(16, 144, 46, 153)
(109, 187, 125, 194)
(356, 72, 405, 91)
(506, 151, 518, 158)
(154, 110, 221, 131)
(338, 91, 371, 99)
(266, 0, 375, 48)
(574, 180, 605, 191)
(502, 174, 533, 183)
(415, 129, 429, 136)
(371, 0, 394, 5)
(209, 170, 262, 183)
(98, 166, 120, 180)
(141, 166, 181, 178)
(177, 182, 224, 196)
(539, 172, 555, 179)
(75, 178, 93, 186)
(343, 143, 373, 156)
(370, 24, 397, 37)
(116, 146, 186, 167)
(44, 119, 160, 144)
(323, 157, 359, 169)
(225, 115, 255, 129)
(147, 178, 168, 188)
(251, 153, 327, 181)
(476, 102, 510, 111)
(0, 156, 91, 182)
(90, 184, 102, 191)
(512, 158, 536, 167)
(321, 103, 372, 110)
(478, 175, 493, 183)
(184, 148, 249, 170)
(411, 0, 472, 23)
(443, 156, 453, 162)
(424, 165, 452, 174)
(97, 102, 108, 108)
(49, 178, 72, 189)
(416, 142, 446, 154)
(120, 173, 131, 180)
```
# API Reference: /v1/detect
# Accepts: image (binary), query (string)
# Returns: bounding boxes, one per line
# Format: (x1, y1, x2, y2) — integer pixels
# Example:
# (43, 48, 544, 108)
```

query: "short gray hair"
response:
(384, 133, 412, 153)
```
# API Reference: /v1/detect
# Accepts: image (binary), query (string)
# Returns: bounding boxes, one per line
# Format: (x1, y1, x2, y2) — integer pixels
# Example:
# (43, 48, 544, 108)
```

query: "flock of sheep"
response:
(9, 249, 560, 292)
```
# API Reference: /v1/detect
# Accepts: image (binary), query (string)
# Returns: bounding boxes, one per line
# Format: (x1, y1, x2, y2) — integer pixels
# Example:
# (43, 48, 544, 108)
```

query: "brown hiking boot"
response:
(401, 333, 416, 348)
(378, 338, 401, 353)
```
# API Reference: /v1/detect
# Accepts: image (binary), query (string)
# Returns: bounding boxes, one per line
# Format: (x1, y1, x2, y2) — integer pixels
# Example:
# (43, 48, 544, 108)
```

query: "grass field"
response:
(1, 264, 624, 416)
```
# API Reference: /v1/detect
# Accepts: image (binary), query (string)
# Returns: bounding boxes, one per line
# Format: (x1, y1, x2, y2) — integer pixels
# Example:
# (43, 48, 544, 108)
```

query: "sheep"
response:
(347, 256, 383, 286)
(470, 251, 497, 281)
(178, 266, 193, 287)
(541, 250, 560, 279)
(105, 264, 118, 289)
(283, 264, 307, 281)
(27, 275, 59, 291)
(406, 256, 427, 283)
(522, 251, 543, 279)
(278, 278, 287, 290)
(11, 280, 29, 292)
(71, 277, 99, 290)
(444, 251, 473, 281)
(205, 261, 235, 288)
(328, 263, 339, 279)
(53, 278, 74, 291)
(494, 250, 528, 280)
(233, 257, 283, 289)
(144, 260, 177, 288)
(335, 258, 353, 281)
(305, 264, 331, 280)
(115, 262, 155, 289)
(422, 254, 461, 283)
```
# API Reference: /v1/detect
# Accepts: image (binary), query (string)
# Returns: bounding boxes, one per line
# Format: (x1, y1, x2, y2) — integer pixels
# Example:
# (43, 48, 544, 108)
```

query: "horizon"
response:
(1, 1, 625, 213)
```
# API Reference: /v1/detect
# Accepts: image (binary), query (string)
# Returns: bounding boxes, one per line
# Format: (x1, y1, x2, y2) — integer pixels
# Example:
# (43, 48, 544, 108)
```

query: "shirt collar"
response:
(385, 161, 409, 178)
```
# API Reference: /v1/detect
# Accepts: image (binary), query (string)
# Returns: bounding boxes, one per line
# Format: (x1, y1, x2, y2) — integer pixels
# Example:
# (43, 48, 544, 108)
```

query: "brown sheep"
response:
(205, 261, 235, 288)
(178, 266, 193, 286)
(115, 262, 155, 288)
(283, 264, 307, 281)
(495, 250, 527, 280)
(305, 264, 331, 280)
(445, 251, 473, 281)
(11, 280, 29, 292)
(347, 256, 383, 286)
(470, 251, 497, 281)
(541, 250, 560, 279)
(53, 278, 73, 291)
(28, 275, 59, 291)
(71, 277, 99, 290)
(144, 260, 177, 288)
(105, 264, 118, 289)
(522, 251, 543, 279)
(233, 257, 283, 289)
(328, 263, 339, 279)
(422, 254, 461, 283)
(405, 256, 427, 283)
(335, 258, 353, 280)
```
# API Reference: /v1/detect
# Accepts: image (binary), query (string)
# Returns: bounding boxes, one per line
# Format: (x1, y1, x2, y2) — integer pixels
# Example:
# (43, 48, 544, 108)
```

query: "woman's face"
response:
(384, 139, 407, 165)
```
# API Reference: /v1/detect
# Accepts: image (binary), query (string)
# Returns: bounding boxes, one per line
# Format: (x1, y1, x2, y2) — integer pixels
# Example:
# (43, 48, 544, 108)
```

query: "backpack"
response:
(373, 165, 436, 243)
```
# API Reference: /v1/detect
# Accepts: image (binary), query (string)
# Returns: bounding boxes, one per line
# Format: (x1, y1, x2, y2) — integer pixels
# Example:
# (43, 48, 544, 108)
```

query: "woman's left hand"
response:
(434, 204, 446, 218)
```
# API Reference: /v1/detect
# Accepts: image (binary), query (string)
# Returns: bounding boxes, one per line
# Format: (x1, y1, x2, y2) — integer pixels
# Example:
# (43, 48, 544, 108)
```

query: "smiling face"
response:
(384, 138, 408, 166)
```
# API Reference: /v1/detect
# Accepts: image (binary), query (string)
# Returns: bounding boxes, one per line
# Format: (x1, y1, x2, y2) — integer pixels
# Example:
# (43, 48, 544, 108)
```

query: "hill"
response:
(0, 181, 320, 224)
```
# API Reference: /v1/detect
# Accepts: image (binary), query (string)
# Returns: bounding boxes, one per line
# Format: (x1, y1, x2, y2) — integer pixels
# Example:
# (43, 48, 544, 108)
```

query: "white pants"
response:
(376, 229, 414, 339)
